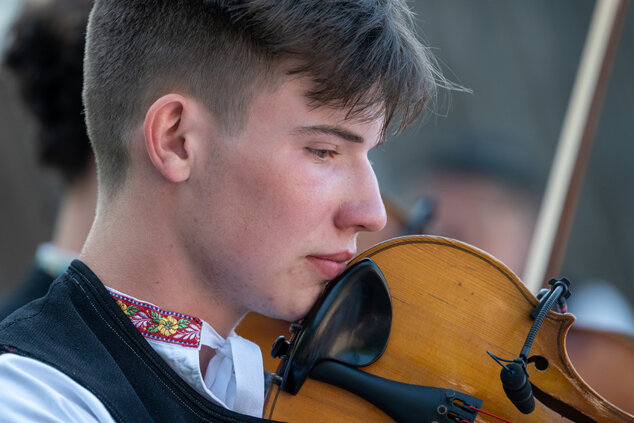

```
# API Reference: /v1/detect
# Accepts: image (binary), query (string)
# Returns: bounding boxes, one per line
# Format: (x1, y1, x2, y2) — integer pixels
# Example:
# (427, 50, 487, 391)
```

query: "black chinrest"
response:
(278, 258, 392, 394)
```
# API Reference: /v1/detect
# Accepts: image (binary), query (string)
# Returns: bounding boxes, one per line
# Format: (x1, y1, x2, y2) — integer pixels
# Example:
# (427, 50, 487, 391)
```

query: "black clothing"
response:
(0, 260, 276, 423)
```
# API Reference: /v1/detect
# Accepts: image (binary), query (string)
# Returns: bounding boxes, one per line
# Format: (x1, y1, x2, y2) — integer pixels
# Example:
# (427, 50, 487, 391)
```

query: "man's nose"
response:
(334, 162, 387, 233)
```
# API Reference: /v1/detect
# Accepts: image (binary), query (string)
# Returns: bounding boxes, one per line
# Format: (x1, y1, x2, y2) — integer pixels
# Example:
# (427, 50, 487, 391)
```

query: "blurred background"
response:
(369, 0, 633, 309)
(0, 0, 632, 363)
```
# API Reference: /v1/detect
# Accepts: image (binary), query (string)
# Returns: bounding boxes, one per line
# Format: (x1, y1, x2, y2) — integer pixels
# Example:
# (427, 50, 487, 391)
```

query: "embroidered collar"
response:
(109, 289, 202, 348)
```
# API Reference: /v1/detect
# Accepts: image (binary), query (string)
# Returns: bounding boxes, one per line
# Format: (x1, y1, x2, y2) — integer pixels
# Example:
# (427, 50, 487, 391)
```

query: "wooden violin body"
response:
(261, 235, 634, 422)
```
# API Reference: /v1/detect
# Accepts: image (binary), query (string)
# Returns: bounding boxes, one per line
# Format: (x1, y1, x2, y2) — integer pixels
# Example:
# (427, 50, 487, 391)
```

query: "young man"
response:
(0, 0, 441, 421)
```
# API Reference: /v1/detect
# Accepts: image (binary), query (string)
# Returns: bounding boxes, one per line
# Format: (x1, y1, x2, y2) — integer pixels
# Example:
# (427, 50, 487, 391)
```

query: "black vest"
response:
(0, 260, 277, 423)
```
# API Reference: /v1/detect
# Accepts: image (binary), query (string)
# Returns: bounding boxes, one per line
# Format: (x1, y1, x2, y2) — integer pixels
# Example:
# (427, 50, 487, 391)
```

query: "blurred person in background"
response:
(0, 0, 96, 320)
(413, 138, 540, 277)
(359, 137, 540, 278)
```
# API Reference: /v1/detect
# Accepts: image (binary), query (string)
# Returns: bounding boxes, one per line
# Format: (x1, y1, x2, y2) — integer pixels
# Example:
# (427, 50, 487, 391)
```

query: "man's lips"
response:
(306, 251, 356, 280)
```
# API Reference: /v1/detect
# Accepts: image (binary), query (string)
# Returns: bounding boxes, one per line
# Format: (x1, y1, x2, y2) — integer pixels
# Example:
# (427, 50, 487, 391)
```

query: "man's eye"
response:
(307, 148, 338, 160)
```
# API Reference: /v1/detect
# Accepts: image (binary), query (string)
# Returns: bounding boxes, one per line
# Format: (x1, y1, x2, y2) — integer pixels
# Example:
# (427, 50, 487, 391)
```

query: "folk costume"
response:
(0, 260, 271, 422)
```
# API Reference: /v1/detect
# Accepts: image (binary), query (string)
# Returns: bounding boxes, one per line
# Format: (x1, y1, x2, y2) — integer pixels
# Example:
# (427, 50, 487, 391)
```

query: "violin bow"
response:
(524, 0, 629, 294)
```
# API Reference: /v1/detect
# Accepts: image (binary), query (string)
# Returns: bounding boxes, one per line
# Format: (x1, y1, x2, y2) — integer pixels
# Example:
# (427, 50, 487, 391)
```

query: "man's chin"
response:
(252, 285, 325, 323)
(275, 306, 310, 323)
(276, 295, 321, 323)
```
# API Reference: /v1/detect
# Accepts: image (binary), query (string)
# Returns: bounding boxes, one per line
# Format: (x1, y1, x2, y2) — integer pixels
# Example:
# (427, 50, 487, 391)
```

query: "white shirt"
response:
(0, 287, 264, 421)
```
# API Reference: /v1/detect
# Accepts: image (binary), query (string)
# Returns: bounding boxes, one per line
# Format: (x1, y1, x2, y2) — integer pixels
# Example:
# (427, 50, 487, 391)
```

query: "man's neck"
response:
(80, 191, 242, 338)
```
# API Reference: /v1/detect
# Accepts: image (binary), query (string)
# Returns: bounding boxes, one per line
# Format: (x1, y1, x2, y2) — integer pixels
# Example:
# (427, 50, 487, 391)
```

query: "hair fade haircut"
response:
(84, 0, 441, 197)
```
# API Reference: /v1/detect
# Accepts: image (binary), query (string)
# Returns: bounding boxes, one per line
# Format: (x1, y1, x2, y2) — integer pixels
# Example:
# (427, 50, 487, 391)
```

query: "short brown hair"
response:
(84, 0, 441, 196)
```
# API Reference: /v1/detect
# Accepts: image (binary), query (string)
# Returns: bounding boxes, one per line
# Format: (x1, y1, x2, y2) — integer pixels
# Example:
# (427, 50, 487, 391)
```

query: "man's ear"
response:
(143, 94, 193, 183)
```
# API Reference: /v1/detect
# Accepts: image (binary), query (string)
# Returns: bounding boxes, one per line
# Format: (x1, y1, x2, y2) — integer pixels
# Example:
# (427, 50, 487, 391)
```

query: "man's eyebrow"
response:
(292, 124, 364, 143)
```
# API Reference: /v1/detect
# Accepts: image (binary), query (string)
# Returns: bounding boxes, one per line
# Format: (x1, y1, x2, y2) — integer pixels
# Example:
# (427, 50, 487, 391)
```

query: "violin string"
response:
(465, 405, 514, 423)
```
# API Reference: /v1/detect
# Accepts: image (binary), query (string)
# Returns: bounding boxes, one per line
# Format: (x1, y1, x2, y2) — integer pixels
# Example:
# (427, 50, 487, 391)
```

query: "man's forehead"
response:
(242, 74, 386, 143)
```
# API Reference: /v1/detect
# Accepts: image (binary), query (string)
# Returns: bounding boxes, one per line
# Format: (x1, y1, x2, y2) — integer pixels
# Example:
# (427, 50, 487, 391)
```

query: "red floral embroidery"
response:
(109, 290, 201, 348)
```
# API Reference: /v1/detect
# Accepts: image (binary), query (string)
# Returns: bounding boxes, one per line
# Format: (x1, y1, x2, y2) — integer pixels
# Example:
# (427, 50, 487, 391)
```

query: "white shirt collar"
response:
(106, 287, 264, 417)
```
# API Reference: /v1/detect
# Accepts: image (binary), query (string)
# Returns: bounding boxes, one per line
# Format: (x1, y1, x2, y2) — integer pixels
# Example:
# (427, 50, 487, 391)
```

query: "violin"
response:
(260, 235, 634, 422)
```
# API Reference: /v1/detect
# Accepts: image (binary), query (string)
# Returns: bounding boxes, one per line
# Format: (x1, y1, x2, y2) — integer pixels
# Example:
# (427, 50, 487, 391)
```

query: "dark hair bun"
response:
(4, 0, 92, 183)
